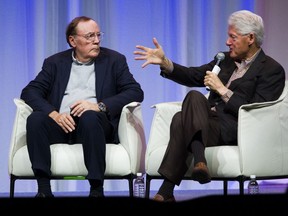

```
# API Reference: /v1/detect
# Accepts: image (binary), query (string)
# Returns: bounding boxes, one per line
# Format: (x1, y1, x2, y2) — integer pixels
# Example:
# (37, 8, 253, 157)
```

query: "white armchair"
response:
(9, 98, 146, 197)
(145, 81, 288, 197)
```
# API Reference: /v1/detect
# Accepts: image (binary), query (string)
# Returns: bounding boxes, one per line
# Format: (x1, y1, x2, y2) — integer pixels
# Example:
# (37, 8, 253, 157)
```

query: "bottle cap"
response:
(136, 172, 142, 176)
(250, 175, 256, 179)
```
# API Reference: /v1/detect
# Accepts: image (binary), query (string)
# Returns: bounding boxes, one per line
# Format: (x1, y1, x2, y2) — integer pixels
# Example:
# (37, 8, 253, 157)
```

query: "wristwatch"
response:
(98, 102, 107, 112)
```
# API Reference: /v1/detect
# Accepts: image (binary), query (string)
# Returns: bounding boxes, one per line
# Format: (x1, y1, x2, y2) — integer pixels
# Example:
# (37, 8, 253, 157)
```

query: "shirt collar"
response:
(235, 48, 261, 68)
(72, 51, 94, 65)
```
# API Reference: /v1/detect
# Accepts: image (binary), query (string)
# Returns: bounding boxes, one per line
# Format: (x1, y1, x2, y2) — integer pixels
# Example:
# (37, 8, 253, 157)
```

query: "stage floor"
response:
(1, 181, 287, 201)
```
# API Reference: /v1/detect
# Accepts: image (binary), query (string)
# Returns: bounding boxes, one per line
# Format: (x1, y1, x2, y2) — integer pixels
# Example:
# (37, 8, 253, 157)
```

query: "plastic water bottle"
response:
(248, 175, 259, 194)
(133, 172, 145, 198)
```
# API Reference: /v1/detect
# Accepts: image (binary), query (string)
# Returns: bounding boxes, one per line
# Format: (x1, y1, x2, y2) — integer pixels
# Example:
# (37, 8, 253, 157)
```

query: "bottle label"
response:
(248, 180, 259, 194)
(133, 177, 145, 198)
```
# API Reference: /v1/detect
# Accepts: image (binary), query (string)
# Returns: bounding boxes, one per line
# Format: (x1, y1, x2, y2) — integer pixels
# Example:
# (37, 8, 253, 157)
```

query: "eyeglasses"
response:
(76, 32, 104, 42)
(228, 33, 249, 42)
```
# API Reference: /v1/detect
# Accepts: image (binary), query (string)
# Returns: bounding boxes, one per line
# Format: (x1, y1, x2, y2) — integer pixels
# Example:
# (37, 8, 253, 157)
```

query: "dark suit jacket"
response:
(21, 48, 144, 143)
(161, 49, 285, 145)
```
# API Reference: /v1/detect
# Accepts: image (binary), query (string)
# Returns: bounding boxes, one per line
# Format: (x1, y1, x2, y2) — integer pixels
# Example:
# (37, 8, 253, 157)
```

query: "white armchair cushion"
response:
(205, 146, 241, 177)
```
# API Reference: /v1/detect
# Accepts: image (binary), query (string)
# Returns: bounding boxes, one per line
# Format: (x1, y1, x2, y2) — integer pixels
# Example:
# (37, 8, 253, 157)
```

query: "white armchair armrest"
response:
(8, 99, 32, 174)
(145, 102, 182, 174)
(238, 89, 288, 176)
(118, 102, 146, 174)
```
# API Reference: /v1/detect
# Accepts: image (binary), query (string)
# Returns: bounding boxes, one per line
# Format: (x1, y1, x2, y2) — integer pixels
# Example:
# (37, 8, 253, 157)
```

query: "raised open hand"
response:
(134, 37, 166, 68)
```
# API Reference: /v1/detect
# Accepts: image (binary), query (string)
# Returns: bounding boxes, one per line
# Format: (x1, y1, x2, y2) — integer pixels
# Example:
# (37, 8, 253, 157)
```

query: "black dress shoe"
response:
(35, 192, 54, 198)
(191, 162, 211, 184)
(89, 189, 105, 198)
(153, 194, 176, 202)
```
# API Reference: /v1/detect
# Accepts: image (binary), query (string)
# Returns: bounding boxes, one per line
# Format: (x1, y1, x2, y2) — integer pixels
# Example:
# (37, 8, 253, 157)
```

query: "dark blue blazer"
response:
(21, 48, 144, 142)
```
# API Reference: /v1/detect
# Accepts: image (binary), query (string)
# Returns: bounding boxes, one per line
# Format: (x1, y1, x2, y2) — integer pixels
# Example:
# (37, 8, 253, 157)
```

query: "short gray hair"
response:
(228, 10, 264, 47)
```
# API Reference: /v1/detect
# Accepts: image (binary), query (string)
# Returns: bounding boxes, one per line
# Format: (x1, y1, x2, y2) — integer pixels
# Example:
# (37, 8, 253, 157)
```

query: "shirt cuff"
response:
(160, 57, 174, 73)
(221, 89, 233, 103)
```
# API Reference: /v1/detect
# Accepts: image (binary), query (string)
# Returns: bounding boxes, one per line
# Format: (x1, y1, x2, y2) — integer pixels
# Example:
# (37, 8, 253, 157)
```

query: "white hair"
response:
(228, 10, 264, 47)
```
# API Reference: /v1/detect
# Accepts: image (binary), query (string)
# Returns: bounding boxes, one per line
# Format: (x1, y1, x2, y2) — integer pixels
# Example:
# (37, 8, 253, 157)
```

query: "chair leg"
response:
(129, 176, 134, 197)
(145, 176, 151, 198)
(239, 178, 244, 195)
(10, 175, 16, 198)
(223, 180, 228, 195)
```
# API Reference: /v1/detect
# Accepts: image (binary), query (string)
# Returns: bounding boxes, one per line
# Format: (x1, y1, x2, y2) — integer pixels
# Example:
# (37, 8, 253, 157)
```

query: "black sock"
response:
(191, 139, 207, 165)
(157, 178, 175, 199)
(89, 179, 103, 191)
(36, 177, 52, 195)
(35, 170, 53, 196)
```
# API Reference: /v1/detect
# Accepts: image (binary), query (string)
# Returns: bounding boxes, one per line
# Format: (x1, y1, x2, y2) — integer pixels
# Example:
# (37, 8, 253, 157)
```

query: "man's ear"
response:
(248, 33, 255, 46)
(69, 35, 77, 48)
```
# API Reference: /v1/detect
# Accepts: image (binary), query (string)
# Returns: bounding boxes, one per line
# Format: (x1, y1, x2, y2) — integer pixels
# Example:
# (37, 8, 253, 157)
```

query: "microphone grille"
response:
(216, 52, 225, 61)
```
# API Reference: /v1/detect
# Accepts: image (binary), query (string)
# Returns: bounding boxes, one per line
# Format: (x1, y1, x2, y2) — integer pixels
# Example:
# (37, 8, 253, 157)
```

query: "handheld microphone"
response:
(206, 52, 225, 90)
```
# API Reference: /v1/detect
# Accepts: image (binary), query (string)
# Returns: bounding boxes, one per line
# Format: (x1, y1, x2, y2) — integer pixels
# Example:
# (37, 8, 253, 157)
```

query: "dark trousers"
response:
(26, 110, 113, 181)
(158, 90, 221, 185)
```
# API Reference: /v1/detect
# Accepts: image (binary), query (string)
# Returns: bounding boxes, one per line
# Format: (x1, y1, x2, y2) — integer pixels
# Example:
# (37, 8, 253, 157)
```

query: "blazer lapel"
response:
(94, 52, 107, 100)
(55, 53, 73, 109)
(228, 50, 266, 90)
(219, 60, 237, 86)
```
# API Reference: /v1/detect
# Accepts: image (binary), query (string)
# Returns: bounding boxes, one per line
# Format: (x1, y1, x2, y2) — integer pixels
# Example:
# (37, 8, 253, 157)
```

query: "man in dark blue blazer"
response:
(21, 16, 144, 198)
(134, 10, 285, 202)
